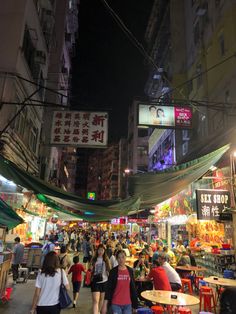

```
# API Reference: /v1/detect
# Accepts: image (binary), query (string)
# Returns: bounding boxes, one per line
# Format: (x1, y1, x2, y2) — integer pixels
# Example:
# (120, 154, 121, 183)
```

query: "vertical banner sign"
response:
(196, 189, 230, 220)
(51, 111, 108, 147)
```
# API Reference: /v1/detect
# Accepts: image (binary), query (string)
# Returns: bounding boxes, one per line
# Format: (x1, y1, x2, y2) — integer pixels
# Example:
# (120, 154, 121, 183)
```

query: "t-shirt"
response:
(162, 262, 181, 285)
(12, 243, 24, 264)
(112, 268, 131, 305)
(94, 257, 108, 283)
(68, 263, 85, 282)
(148, 267, 171, 291)
(36, 269, 69, 306)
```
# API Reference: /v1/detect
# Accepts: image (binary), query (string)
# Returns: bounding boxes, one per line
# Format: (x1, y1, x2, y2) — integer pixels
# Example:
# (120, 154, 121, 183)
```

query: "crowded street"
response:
(1, 0, 236, 313)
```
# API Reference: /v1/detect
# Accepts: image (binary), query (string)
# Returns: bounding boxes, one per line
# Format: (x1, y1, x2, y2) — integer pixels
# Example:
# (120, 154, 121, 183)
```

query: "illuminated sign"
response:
(138, 103, 192, 129)
(196, 189, 230, 220)
(87, 192, 96, 200)
(51, 111, 108, 147)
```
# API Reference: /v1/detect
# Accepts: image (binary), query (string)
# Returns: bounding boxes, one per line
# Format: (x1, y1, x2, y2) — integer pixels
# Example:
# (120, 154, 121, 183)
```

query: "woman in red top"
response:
(147, 260, 171, 291)
(102, 250, 138, 314)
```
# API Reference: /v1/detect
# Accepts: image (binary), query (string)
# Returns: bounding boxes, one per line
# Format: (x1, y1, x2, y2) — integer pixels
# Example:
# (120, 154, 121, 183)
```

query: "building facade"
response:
(0, 0, 52, 173)
(144, 0, 236, 170)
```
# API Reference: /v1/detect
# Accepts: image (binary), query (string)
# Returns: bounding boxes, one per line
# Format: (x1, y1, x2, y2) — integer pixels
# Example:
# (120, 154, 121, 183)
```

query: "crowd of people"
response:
(12, 229, 232, 314)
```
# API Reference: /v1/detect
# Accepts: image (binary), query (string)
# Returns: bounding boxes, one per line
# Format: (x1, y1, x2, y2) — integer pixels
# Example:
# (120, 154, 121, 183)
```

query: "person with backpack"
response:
(68, 255, 86, 308)
(41, 236, 55, 266)
(58, 245, 71, 271)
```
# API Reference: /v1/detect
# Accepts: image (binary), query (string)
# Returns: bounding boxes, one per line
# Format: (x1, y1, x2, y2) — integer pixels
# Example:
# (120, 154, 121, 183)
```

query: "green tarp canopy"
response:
(0, 144, 229, 221)
(0, 155, 140, 221)
(0, 197, 24, 229)
(128, 144, 230, 208)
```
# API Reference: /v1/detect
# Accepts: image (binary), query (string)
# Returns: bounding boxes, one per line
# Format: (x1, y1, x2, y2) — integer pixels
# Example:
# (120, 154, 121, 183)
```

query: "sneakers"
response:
(73, 303, 76, 308)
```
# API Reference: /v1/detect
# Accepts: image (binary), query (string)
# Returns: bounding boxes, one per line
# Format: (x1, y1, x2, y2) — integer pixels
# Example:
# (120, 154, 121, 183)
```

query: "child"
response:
(68, 255, 86, 308)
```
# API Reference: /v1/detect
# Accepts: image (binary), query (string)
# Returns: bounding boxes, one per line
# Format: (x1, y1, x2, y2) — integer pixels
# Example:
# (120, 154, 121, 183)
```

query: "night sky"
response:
(71, 0, 154, 142)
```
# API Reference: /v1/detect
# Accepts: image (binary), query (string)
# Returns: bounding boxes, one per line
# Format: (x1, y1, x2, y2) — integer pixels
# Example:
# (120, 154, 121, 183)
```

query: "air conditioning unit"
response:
(34, 50, 46, 64)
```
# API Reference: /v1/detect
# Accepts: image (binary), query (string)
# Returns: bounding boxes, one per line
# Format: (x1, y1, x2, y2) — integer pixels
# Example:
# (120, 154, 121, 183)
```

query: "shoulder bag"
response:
(59, 269, 72, 309)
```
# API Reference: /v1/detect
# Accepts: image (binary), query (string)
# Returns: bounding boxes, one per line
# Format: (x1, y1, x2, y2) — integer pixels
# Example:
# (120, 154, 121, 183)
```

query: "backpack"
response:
(42, 243, 51, 256)
(59, 255, 66, 268)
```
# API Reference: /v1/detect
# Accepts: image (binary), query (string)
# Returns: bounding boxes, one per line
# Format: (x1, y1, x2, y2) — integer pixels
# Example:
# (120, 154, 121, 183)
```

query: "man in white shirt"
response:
(157, 252, 182, 291)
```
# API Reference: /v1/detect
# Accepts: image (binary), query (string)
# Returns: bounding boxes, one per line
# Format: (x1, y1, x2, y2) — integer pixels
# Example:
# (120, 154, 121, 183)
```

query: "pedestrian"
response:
(30, 251, 69, 314)
(41, 235, 55, 266)
(68, 255, 86, 308)
(101, 249, 138, 314)
(58, 245, 71, 271)
(12, 236, 24, 285)
(82, 236, 92, 270)
(90, 244, 111, 314)
(220, 287, 236, 313)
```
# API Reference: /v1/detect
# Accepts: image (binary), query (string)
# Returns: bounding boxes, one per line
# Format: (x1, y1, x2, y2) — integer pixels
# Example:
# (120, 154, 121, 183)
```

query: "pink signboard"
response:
(174, 107, 192, 128)
(50, 111, 108, 147)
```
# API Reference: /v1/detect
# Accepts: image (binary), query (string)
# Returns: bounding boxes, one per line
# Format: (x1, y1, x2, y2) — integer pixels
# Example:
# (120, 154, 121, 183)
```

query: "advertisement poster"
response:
(138, 103, 192, 128)
(51, 111, 108, 147)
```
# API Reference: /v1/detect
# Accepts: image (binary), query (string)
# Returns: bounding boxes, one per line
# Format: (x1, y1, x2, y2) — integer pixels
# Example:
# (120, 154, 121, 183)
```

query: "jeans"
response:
(111, 304, 132, 314)
(12, 264, 19, 281)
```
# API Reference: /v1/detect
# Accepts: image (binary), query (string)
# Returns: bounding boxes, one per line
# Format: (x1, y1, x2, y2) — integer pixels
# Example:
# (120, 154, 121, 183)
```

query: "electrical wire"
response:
(100, 0, 236, 115)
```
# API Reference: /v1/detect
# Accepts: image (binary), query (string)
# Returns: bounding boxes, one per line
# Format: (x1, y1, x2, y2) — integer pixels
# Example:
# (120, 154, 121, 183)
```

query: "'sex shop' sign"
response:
(196, 189, 230, 220)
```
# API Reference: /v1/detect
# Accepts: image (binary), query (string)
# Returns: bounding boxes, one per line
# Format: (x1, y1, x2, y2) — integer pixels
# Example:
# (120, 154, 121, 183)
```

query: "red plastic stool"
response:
(181, 278, 193, 294)
(216, 286, 225, 304)
(1, 287, 13, 303)
(177, 307, 192, 314)
(151, 305, 164, 314)
(199, 286, 216, 313)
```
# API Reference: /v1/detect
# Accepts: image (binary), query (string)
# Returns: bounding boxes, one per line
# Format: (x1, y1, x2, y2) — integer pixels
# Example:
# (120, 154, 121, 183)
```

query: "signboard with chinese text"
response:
(51, 111, 108, 147)
(196, 189, 230, 220)
(138, 103, 192, 129)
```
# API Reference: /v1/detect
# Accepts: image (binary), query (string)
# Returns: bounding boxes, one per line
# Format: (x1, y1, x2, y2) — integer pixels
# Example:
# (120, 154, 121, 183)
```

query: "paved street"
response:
(0, 274, 204, 314)
(0, 276, 92, 314)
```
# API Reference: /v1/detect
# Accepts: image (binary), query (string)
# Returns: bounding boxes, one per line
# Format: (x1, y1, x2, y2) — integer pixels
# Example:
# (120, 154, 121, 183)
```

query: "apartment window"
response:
(22, 26, 35, 74)
(138, 128, 148, 137)
(182, 142, 189, 156)
(219, 34, 225, 56)
(194, 21, 200, 45)
(29, 125, 38, 153)
(225, 90, 230, 103)
(196, 64, 202, 87)
(187, 80, 193, 94)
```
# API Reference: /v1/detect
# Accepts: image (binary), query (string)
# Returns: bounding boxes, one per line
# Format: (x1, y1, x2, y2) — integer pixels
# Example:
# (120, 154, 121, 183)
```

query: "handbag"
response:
(93, 273, 103, 283)
(59, 269, 72, 309)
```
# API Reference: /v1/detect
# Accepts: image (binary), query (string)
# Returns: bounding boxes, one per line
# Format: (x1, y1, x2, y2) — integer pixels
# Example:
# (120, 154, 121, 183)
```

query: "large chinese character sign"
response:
(51, 111, 108, 147)
(196, 189, 230, 220)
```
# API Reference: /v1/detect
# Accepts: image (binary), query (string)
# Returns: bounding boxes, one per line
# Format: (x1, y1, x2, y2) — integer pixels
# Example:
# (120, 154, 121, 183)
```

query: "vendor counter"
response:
(194, 251, 236, 278)
(0, 252, 12, 299)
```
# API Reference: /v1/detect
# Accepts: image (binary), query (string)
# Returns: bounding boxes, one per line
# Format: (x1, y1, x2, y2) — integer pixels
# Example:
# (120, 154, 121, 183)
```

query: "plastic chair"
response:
(199, 286, 216, 313)
(223, 269, 234, 279)
(1, 287, 13, 303)
(181, 278, 193, 294)
(216, 287, 224, 304)
(137, 308, 153, 314)
(177, 307, 192, 314)
(151, 305, 164, 314)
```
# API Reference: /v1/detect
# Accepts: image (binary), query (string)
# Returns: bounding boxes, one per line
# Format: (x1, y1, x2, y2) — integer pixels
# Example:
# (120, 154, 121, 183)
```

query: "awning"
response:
(0, 155, 140, 221)
(128, 144, 230, 208)
(0, 197, 24, 229)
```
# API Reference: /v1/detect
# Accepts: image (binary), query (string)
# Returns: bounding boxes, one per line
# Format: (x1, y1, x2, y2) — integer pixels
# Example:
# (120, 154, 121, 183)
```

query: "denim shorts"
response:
(111, 304, 132, 314)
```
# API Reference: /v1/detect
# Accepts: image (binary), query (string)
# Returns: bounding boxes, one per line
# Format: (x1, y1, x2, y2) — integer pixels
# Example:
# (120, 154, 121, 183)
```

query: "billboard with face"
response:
(138, 103, 192, 129)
